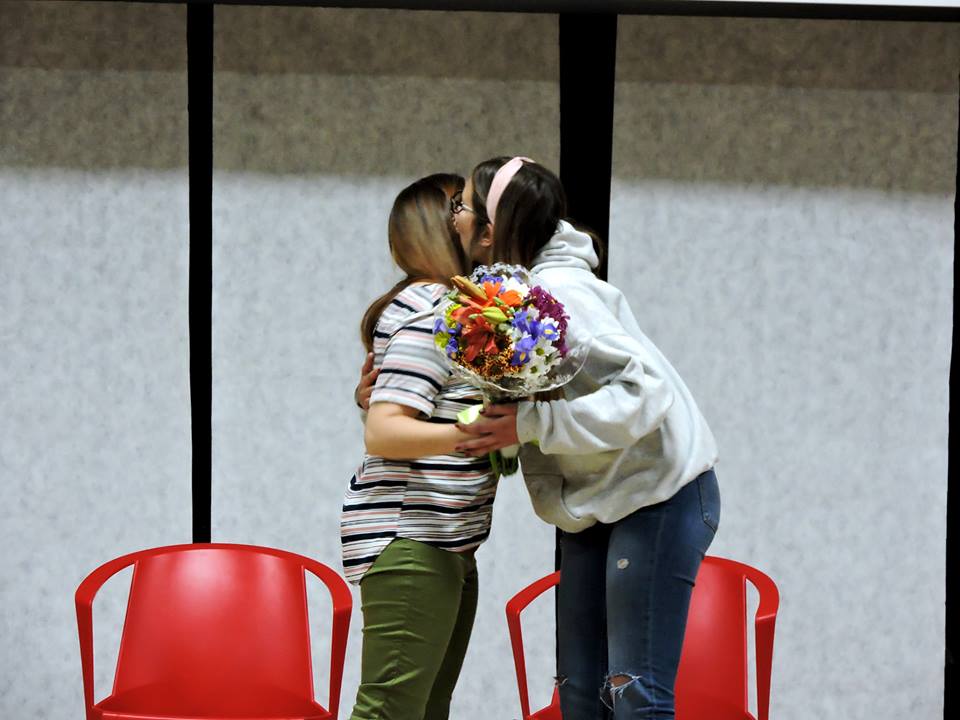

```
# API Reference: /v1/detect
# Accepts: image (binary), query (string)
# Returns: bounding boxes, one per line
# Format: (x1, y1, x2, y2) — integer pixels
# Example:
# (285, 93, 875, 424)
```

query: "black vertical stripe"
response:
(559, 12, 617, 281)
(188, 2, 213, 545)
(945, 78, 958, 720)
(557, 10, 618, 671)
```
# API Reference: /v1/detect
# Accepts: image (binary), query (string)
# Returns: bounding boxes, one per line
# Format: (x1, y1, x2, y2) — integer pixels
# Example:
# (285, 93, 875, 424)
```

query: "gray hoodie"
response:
(515, 221, 719, 533)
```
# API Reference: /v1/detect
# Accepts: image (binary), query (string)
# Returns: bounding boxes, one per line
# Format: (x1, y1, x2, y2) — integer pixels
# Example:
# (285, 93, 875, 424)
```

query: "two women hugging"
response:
(341, 157, 721, 720)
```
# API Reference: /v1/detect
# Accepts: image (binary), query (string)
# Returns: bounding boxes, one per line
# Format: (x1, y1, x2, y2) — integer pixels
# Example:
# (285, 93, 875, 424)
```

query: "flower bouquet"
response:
(433, 263, 585, 477)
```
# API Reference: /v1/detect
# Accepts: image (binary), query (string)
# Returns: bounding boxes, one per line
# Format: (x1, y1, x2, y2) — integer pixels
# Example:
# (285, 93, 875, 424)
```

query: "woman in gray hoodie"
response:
(453, 156, 721, 720)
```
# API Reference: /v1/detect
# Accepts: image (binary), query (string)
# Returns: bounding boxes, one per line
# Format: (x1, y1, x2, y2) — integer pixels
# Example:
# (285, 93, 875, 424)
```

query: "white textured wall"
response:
(210, 6, 561, 719)
(0, 2, 191, 718)
(1, 4, 955, 720)
(609, 16, 957, 720)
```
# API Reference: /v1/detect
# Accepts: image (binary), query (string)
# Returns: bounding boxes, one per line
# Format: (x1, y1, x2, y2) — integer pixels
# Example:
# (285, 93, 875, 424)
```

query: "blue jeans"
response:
(557, 469, 720, 720)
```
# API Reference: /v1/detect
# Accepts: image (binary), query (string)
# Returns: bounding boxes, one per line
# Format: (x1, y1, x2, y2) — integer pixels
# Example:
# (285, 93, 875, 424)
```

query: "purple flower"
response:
(528, 286, 569, 356)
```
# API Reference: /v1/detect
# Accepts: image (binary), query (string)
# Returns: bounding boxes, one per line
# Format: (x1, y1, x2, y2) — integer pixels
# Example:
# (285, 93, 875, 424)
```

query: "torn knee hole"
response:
(601, 673, 641, 708)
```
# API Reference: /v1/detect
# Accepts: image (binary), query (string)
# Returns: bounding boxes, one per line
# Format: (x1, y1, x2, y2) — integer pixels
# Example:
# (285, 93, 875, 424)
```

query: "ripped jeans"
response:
(556, 469, 720, 720)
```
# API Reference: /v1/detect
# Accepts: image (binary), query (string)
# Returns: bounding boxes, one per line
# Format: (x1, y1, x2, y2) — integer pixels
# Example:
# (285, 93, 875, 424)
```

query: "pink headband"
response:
(485, 156, 534, 226)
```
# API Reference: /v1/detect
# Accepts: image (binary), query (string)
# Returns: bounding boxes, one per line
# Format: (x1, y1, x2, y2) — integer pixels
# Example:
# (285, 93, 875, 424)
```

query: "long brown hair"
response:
(360, 173, 466, 351)
(468, 158, 604, 272)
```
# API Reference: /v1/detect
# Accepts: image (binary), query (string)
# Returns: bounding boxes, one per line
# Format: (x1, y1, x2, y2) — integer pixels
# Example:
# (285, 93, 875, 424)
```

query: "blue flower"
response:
(512, 309, 530, 333)
(512, 310, 541, 339)
(511, 335, 537, 366)
(445, 337, 459, 358)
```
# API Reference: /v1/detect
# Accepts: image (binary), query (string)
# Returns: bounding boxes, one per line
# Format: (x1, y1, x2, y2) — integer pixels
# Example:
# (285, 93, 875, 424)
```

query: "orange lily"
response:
(481, 280, 522, 308)
(460, 317, 500, 363)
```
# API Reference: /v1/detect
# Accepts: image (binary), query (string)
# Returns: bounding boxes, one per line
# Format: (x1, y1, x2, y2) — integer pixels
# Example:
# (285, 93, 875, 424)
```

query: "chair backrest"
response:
(112, 546, 315, 702)
(506, 555, 778, 720)
(675, 557, 750, 715)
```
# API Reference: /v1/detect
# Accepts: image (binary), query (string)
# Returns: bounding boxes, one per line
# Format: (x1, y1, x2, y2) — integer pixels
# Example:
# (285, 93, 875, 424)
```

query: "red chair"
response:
(75, 543, 352, 720)
(506, 556, 779, 720)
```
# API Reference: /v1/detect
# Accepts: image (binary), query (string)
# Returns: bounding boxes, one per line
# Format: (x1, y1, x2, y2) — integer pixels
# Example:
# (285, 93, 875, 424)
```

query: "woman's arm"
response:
(365, 402, 472, 459)
(455, 331, 674, 456)
(514, 331, 675, 454)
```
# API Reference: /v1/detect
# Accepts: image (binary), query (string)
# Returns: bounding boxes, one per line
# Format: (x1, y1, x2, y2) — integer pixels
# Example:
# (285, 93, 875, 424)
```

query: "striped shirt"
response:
(340, 283, 498, 584)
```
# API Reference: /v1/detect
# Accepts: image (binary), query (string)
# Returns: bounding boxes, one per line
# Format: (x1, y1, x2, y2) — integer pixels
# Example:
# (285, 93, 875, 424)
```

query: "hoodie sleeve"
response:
(515, 331, 675, 454)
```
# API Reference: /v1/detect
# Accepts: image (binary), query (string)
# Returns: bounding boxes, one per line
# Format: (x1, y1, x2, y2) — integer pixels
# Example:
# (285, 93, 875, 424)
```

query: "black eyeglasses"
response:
(450, 195, 476, 216)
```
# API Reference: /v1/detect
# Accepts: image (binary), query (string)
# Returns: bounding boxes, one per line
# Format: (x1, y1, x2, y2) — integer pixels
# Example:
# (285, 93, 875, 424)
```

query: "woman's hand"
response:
(354, 352, 379, 410)
(455, 403, 520, 456)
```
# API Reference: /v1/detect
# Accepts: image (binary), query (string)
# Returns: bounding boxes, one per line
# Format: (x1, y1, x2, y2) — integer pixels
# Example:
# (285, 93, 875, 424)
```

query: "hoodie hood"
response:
(530, 220, 599, 273)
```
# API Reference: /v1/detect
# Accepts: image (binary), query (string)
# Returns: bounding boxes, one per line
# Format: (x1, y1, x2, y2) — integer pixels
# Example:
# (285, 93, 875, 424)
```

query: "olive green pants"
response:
(349, 538, 479, 720)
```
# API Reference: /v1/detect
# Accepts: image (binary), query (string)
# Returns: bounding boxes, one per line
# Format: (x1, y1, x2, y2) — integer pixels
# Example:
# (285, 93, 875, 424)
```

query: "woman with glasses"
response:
(342, 173, 498, 720)
(451, 156, 721, 720)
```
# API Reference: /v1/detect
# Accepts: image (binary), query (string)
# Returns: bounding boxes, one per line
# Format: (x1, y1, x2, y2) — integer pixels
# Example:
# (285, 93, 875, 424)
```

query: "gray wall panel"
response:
(610, 16, 956, 720)
(211, 7, 560, 719)
(1, 2, 191, 718)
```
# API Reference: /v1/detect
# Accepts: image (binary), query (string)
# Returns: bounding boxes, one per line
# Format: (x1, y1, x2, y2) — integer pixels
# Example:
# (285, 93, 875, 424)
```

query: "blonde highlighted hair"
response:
(360, 174, 467, 351)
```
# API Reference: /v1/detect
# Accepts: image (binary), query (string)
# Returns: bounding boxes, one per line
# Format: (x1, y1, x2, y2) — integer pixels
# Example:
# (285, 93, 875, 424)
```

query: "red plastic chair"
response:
(506, 556, 779, 720)
(75, 543, 353, 720)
